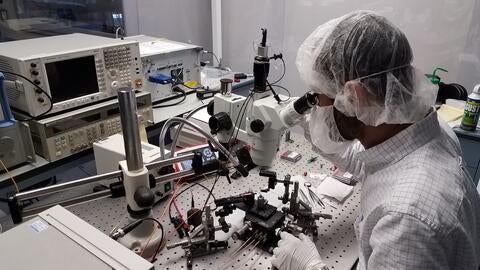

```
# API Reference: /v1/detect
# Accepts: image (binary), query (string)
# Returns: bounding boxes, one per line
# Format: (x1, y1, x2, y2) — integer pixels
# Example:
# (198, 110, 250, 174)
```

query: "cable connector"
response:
(171, 216, 187, 238)
(270, 53, 283, 60)
(110, 219, 143, 240)
(266, 80, 282, 104)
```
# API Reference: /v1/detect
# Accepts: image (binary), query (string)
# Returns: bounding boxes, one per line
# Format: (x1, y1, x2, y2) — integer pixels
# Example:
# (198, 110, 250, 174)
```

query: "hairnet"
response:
(296, 10, 437, 126)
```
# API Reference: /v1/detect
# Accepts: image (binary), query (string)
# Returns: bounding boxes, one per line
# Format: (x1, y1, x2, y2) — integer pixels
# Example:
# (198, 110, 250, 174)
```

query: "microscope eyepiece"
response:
(293, 92, 319, 115)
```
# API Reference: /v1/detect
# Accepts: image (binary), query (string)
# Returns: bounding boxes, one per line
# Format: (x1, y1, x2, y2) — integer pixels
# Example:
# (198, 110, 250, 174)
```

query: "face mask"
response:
(308, 105, 352, 154)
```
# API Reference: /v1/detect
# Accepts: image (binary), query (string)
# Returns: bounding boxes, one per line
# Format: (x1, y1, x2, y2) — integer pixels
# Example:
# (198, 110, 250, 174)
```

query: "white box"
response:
(124, 35, 202, 103)
(93, 133, 164, 174)
(0, 205, 153, 270)
(93, 134, 174, 198)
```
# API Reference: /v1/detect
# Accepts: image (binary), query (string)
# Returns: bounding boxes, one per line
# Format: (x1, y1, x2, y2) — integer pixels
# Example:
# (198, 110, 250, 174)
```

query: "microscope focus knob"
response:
(207, 100, 215, 116)
(250, 119, 265, 133)
(134, 186, 155, 208)
(209, 112, 233, 133)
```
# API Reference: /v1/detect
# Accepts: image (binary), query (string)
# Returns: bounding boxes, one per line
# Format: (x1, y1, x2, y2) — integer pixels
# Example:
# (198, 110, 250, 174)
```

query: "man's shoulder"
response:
(377, 167, 478, 235)
(373, 154, 476, 234)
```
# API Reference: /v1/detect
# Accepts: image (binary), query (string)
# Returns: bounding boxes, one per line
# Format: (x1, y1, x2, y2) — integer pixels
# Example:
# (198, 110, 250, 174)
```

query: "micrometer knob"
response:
(269, 177, 276, 189)
(259, 170, 276, 178)
(250, 119, 265, 133)
(259, 170, 277, 189)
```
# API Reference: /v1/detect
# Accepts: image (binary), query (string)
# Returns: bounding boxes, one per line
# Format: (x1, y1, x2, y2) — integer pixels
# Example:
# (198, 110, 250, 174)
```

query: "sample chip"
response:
(280, 150, 302, 163)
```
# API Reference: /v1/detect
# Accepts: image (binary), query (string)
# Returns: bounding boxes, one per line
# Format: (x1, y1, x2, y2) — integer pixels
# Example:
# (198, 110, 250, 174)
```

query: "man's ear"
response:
(345, 81, 369, 105)
(316, 94, 335, 106)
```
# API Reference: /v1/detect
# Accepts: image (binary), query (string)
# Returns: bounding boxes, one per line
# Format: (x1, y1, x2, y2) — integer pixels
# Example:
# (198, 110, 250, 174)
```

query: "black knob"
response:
(34, 79, 41, 85)
(157, 165, 175, 175)
(259, 169, 276, 178)
(250, 119, 265, 133)
(37, 97, 45, 103)
(209, 112, 233, 133)
(30, 63, 37, 68)
(31, 70, 39, 76)
(236, 146, 253, 165)
(148, 174, 156, 188)
(191, 152, 205, 173)
(207, 100, 215, 116)
(187, 208, 202, 228)
(134, 186, 155, 208)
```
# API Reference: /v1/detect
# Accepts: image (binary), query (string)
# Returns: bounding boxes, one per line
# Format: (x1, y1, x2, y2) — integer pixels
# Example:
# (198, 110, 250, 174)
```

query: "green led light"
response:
(164, 182, 172, 193)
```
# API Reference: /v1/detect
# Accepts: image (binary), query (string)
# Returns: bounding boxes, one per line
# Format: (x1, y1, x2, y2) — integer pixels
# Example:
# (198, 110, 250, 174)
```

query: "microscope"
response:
(208, 28, 318, 167)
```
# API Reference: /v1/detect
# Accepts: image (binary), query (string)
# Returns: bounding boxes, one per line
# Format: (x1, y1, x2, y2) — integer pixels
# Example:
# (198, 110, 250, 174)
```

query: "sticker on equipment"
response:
(30, 220, 48, 233)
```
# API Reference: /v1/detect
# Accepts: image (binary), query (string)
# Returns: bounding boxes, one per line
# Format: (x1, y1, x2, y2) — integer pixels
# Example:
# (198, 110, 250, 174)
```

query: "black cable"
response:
(227, 92, 253, 147)
(169, 67, 205, 90)
(266, 79, 282, 104)
(143, 217, 163, 228)
(203, 50, 220, 67)
(270, 84, 291, 102)
(111, 217, 163, 239)
(270, 57, 286, 85)
(147, 218, 164, 262)
(110, 217, 164, 262)
(170, 70, 206, 91)
(168, 181, 217, 220)
(0, 70, 53, 120)
(201, 174, 220, 214)
(180, 82, 205, 90)
(152, 87, 187, 108)
(228, 56, 288, 147)
(231, 93, 253, 144)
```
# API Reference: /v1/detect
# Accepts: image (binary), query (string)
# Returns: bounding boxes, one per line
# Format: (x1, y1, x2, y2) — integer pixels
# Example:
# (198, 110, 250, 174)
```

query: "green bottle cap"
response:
(426, 67, 448, 85)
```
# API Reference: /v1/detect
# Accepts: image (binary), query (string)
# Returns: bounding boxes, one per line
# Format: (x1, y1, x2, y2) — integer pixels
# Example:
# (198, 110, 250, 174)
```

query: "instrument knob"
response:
(250, 119, 265, 133)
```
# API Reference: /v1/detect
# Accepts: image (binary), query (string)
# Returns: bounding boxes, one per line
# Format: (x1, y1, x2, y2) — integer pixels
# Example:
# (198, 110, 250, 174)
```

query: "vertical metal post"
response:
(211, 0, 222, 66)
(118, 88, 143, 171)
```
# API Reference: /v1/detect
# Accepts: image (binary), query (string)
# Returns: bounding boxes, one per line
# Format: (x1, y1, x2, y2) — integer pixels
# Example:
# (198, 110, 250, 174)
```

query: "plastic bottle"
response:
(460, 84, 480, 131)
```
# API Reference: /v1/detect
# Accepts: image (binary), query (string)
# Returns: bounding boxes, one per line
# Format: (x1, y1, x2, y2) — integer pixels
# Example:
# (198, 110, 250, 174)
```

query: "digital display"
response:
(51, 113, 101, 135)
(107, 108, 120, 116)
(46, 56, 99, 103)
(179, 147, 217, 170)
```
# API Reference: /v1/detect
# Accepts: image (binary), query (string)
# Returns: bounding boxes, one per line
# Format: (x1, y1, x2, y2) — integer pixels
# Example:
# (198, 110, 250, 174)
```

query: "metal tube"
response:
(167, 104, 209, 159)
(220, 78, 233, 96)
(167, 238, 193, 249)
(16, 170, 121, 201)
(159, 117, 241, 168)
(166, 236, 212, 250)
(232, 221, 251, 240)
(118, 88, 143, 171)
(22, 189, 112, 218)
(154, 169, 196, 184)
(145, 153, 195, 171)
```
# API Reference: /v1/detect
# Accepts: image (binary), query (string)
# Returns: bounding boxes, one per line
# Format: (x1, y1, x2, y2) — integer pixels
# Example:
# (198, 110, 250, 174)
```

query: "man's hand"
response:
(271, 232, 327, 270)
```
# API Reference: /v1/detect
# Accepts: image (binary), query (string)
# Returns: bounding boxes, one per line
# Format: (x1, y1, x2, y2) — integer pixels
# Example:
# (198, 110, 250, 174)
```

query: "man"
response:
(271, 10, 480, 270)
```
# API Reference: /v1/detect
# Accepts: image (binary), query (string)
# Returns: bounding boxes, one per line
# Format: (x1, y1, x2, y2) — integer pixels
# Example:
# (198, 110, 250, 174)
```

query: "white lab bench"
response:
(1, 133, 360, 270)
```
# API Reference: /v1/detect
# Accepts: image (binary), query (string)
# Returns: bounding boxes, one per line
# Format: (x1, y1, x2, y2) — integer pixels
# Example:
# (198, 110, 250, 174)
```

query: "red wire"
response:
(170, 177, 188, 229)
(172, 197, 186, 223)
